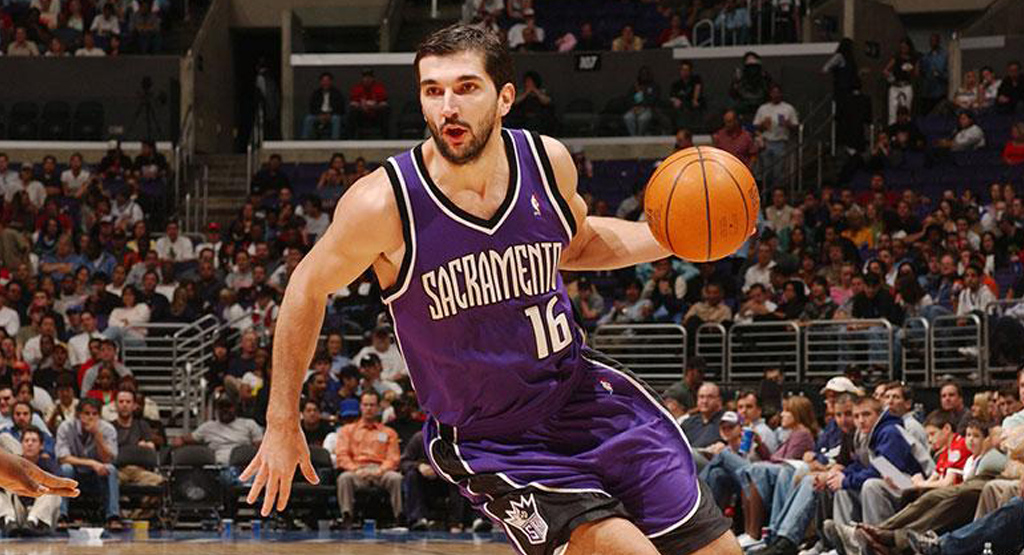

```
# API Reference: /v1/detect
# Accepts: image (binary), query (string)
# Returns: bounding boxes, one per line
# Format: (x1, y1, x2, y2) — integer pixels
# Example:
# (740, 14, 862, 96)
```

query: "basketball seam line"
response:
(696, 146, 712, 261)
(662, 159, 702, 257)
(705, 158, 751, 241)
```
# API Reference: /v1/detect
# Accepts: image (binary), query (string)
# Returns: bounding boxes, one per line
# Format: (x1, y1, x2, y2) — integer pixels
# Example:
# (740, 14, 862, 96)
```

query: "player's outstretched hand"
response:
(0, 450, 79, 498)
(241, 422, 320, 516)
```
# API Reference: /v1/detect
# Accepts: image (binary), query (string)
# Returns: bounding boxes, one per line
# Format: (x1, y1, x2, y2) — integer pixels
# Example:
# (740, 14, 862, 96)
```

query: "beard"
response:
(427, 106, 498, 166)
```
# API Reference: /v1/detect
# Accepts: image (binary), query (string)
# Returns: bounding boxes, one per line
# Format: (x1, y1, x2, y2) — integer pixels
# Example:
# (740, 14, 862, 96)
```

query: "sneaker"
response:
(737, 533, 760, 549)
(833, 522, 863, 555)
(448, 524, 464, 534)
(822, 521, 840, 553)
(752, 537, 798, 555)
(21, 520, 53, 538)
(410, 518, 429, 532)
(904, 530, 942, 555)
(798, 541, 825, 555)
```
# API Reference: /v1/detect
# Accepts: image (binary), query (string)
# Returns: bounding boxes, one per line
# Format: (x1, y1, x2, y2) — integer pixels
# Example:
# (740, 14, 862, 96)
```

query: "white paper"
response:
(870, 455, 914, 492)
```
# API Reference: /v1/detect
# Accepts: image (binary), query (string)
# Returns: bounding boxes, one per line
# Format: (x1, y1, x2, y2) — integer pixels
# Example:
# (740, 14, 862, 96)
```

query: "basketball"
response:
(643, 146, 760, 262)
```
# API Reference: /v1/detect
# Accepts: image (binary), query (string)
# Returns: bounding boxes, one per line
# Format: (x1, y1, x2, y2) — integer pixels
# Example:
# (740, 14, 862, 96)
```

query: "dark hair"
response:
(11, 400, 32, 414)
(925, 409, 956, 430)
(736, 389, 761, 406)
(523, 71, 543, 88)
(360, 353, 382, 368)
(319, 71, 333, 80)
(940, 380, 962, 397)
(964, 418, 990, 437)
(685, 356, 706, 373)
(360, 389, 380, 403)
(77, 397, 102, 414)
(811, 276, 829, 289)
(415, 24, 514, 91)
(680, 60, 693, 69)
(885, 381, 913, 402)
(339, 365, 361, 382)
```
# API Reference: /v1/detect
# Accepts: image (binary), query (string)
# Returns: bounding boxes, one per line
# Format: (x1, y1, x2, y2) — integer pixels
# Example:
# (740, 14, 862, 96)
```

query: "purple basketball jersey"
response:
(383, 129, 583, 438)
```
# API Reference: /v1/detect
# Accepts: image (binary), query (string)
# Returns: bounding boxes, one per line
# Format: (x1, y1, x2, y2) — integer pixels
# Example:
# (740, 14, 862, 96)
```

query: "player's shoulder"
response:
(533, 134, 577, 193)
(333, 166, 399, 219)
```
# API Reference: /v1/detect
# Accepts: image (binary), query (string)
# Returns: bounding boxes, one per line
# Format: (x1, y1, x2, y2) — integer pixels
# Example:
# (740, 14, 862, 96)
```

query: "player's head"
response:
(415, 24, 515, 165)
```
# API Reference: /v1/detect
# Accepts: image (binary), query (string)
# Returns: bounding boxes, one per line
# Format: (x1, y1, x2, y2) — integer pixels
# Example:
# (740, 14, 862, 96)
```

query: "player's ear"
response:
(497, 82, 516, 117)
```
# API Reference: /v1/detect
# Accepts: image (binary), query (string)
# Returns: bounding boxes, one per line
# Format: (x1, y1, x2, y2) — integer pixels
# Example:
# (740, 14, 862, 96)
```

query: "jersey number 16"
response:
(524, 296, 572, 359)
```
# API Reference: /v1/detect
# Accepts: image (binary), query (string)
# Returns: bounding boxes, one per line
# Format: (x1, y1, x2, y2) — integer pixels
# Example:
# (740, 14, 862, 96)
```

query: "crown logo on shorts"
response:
(504, 494, 549, 545)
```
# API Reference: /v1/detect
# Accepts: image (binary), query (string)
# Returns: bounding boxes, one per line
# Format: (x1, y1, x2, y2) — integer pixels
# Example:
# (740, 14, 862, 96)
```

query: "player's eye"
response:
(459, 83, 477, 94)
(424, 87, 443, 97)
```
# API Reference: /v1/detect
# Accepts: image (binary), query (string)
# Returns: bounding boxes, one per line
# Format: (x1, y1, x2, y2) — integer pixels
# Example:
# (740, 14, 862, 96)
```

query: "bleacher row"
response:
(0, 101, 105, 141)
(850, 112, 1024, 192)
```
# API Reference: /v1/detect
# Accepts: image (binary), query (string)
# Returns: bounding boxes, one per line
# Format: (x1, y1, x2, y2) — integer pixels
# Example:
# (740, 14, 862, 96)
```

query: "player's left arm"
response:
(541, 136, 672, 271)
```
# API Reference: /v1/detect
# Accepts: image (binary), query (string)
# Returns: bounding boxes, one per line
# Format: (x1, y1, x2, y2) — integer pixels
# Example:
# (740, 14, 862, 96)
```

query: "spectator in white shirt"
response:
(68, 310, 104, 367)
(75, 32, 107, 57)
(0, 155, 17, 193)
(743, 243, 777, 293)
(0, 289, 20, 338)
(21, 314, 59, 368)
(31, 0, 61, 29)
(5, 166, 46, 209)
(60, 153, 91, 198)
(90, 3, 121, 36)
(937, 111, 986, 152)
(302, 198, 330, 242)
(104, 286, 151, 347)
(154, 220, 194, 262)
(44, 37, 68, 57)
(956, 264, 996, 316)
(6, 27, 40, 57)
(225, 250, 254, 291)
(507, 9, 544, 49)
(754, 84, 800, 188)
(110, 190, 143, 231)
(353, 326, 408, 382)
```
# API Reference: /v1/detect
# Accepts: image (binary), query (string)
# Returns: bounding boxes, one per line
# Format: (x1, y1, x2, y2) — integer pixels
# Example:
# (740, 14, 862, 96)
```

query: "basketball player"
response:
(243, 25, 740, 555)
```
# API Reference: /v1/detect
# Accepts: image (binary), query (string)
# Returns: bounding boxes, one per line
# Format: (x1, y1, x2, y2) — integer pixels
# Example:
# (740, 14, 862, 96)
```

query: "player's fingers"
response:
(47, 486, 80, 498)
(276, 472, 294, 512)
(300, 455, 319, 485)
(261, 474, 280, 517)
(246, 463, 269, 505)
(36, 472, 79, 492)
(239, 454, 261, 482)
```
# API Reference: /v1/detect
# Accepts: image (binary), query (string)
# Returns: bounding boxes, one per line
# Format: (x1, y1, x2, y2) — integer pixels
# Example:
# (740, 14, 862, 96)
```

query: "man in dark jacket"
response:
(827, 397, 923, 529)
(302, 72, 345, 139)
(401, 430, 465, 532)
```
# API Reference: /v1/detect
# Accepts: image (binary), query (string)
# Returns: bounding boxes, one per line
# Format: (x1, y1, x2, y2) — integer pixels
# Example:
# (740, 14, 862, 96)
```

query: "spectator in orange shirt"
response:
(334, 390, 401, 527)
(348, 69, 390, 139)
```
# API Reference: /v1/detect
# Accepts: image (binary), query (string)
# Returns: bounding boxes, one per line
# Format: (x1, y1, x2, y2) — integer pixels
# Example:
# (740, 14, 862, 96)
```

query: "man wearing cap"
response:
(699, 411, 750, 508)
(358, 354, 403, 399)
(348, 69, 389, 139)
(334, 390, 402, 527)
(195, 223, 223, 267)
(354, 326, 407, 383)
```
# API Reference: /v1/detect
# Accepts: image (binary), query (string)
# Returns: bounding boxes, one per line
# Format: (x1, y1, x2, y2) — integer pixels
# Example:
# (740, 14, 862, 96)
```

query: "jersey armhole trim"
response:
(527, 130, 578, 240)
(381, 158, 416, 303)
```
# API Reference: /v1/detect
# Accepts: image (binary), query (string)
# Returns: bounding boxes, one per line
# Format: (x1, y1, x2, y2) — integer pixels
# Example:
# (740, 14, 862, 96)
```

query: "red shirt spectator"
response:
(349, 74, 388, 107)
(1003, 122, 1024, 165)
(713, 110, 758, 168)
(935, 433, 970, 478)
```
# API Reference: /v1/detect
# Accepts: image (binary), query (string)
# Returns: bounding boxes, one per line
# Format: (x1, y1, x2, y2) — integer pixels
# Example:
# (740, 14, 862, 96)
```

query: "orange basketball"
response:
(644, 146, 760, 262)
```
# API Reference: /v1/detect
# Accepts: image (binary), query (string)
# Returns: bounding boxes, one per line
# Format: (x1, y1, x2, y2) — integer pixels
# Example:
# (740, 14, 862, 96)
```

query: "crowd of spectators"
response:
(0, 0, 171, 56)
(663, 366, 1024, 555)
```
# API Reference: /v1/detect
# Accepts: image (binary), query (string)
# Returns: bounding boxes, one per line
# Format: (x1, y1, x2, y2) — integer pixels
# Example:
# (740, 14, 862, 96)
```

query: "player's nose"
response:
(441, 90, 459, 118)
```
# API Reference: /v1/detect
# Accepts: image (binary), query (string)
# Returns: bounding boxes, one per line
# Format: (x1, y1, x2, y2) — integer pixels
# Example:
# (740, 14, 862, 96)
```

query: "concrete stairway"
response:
(189, 154, 249, 230)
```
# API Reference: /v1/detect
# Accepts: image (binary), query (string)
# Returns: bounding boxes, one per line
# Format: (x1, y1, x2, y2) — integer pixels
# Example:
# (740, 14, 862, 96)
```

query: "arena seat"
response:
(116, 445, 167, 521)
(167, 445, 222, 526)
(41, 101, 73, 140)
(9, 101, 39, 140)
(73, 101, 106, 140)
(396, 100, 425, 140)
(561, 98, 597, 137)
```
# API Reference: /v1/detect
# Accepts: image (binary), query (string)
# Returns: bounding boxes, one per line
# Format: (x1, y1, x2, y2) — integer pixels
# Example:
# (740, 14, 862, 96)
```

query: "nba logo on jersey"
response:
(531, 193, 542, 217)
(600, 379, 614, 394)
(504, 494, 549, 544)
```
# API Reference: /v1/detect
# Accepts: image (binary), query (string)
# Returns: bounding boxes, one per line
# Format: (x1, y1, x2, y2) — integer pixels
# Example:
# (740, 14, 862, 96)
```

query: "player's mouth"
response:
(443, 125, 469, 144)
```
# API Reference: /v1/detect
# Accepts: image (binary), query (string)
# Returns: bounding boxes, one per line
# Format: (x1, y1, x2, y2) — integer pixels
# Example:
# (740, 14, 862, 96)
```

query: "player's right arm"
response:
(241, 168, 402, 516)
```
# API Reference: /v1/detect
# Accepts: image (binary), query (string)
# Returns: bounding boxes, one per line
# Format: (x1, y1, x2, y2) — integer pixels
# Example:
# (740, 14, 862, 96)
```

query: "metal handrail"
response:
(726, 320, 801, 383)
(901, 317, 931, 386)
(803, 319, 894, 382)
(695, 322, 728, 383)
(930, 312, 985, 384)
(693, 19, 715, 47)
